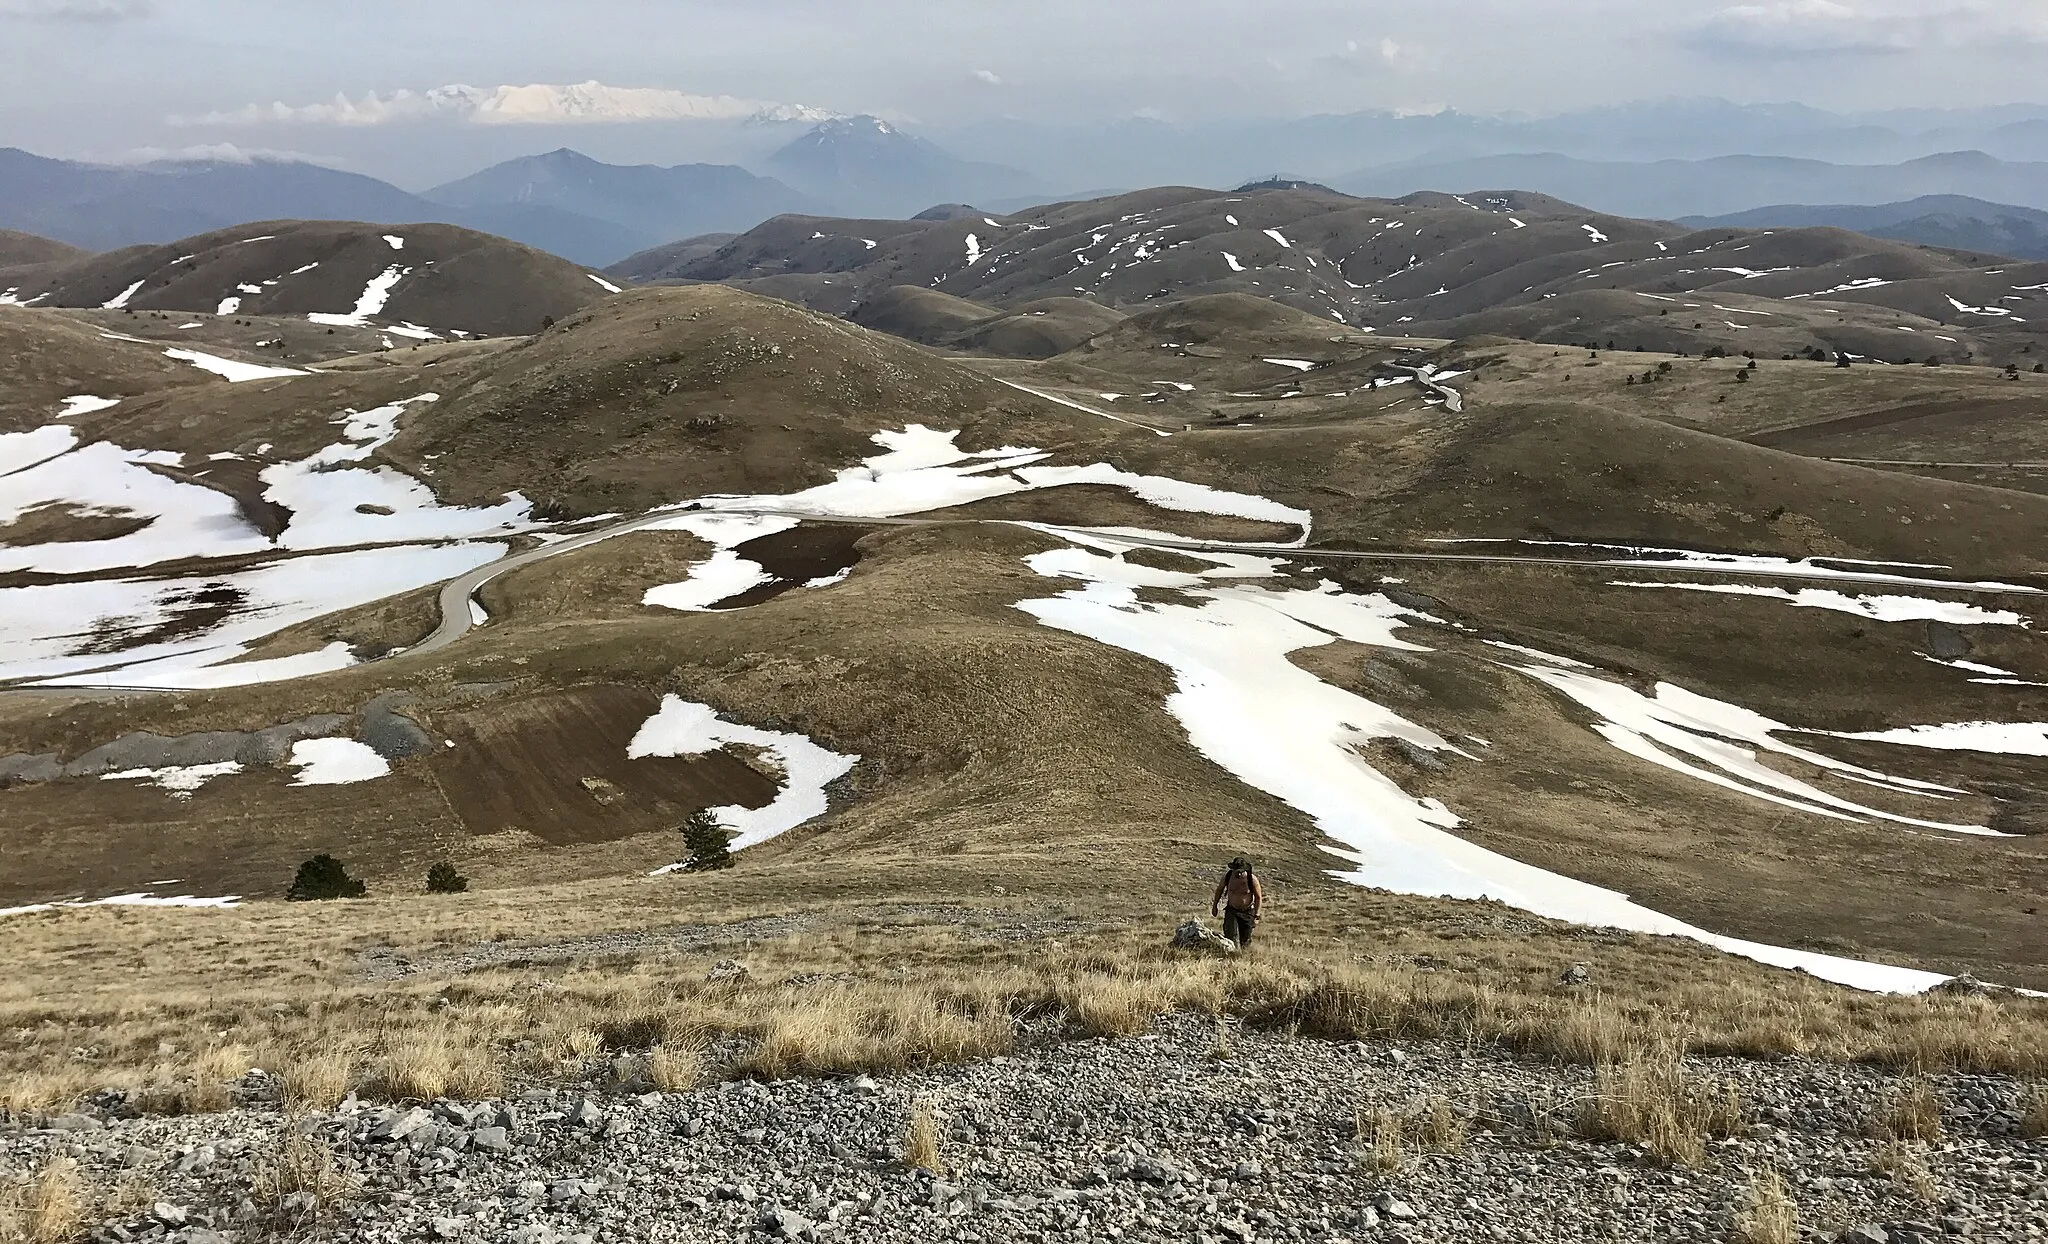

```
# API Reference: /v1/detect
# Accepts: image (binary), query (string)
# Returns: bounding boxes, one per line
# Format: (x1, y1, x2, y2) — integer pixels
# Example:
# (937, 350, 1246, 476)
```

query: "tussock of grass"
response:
(1573, 1045, 1746, 1167)
(1733, 1167, 1798, 1244)
(0, 1158, 84, 1244)
(648, 1046, 703, 1092)
(902, 1100, 944, 1174)
(280, 1048, 356, 1113)
(1356, 1106, 1405, 1173)
(1870, 1078, 1943, 1142)
(2023, 1083, 2048, 1140)
(251, 1129, 357, 1228)
(1869, 1140, 1939, 1202)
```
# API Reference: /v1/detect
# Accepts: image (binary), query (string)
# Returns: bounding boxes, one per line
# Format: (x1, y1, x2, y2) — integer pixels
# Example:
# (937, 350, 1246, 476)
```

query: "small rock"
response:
(707, 958, 750, 984)
(1837, 1228, 1890, 1244)
(758, 1205, 812, 1239)
(431, 1218, 466, 1240)
(1376, 1194, 1417, 1221)
(1169, 918, 1238, 955)
(1559, 963, 1592, 986)
(372, 1107, 434, 1142)
(470, 1126, 513, 1153)
(151, 1203, 189, 1228)
(563, 1099, 604, 1128)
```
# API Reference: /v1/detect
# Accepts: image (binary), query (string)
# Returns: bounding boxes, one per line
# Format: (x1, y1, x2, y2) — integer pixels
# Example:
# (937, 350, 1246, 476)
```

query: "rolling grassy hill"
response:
(1, 220, 616, 340)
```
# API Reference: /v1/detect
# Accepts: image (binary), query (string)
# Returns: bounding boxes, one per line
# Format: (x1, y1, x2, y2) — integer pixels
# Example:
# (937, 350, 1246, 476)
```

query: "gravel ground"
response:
(6, 1016, 2043, 1244)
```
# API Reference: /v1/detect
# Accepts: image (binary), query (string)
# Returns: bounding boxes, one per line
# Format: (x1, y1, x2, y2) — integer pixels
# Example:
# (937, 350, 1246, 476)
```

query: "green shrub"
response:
(286, 855, 366, 901)
(425, 862, 468, 894)
(682, 810, 734, 872)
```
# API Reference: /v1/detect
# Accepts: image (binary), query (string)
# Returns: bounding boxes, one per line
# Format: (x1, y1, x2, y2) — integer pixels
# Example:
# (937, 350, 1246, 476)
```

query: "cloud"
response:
(973, 68, 1003, 85)
(1316, 35, 1428, 77)
(172, 81, 839, 127)
(107, 143, 347, 167)
(0, 0, 149, 18)
(1687, 1, 2048, 57)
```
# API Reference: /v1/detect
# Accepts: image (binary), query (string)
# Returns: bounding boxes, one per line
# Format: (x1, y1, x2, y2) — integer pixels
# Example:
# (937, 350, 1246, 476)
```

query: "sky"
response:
(5, 0, 2048, 183)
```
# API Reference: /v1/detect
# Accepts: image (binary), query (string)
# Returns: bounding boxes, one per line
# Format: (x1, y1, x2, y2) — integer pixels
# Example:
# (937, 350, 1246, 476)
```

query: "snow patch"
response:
(100, 761, 243, 798)
(308, 265, 408, 329)
(587, 273, 623, 294)
(1826, 722, 2048, 757)
(102, 280, 145, 310)
(163, 349, 306, 383)
(1610, 582, 2029, 627)
(288, 738, 391, 786)
(629, 695, 859, 852)
(57, 395, 121, 419)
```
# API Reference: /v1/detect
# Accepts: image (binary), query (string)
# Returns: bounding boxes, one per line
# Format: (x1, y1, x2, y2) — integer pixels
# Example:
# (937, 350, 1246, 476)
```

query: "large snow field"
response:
(1016, 528, 2030, 993)
(4, 542, 505, 687)
(629, 694, 859, 856)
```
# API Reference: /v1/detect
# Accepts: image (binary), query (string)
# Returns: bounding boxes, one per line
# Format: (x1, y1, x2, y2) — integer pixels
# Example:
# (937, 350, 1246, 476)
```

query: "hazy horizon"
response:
(6, 0, 2048, 188)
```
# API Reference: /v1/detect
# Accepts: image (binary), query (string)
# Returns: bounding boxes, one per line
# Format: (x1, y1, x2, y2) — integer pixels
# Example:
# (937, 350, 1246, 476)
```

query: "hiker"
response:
(1211, 856, 1264, 948)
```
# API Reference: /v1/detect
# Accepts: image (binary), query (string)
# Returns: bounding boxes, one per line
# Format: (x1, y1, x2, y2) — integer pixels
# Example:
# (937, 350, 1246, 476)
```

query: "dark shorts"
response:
(1223, 907, 1256, 947)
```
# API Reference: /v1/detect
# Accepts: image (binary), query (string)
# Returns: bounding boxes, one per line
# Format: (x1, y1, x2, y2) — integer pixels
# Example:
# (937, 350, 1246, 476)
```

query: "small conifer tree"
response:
(286, 854, 366, 901)
(682, 809, 734, 872)
(425, 862, 469, 894)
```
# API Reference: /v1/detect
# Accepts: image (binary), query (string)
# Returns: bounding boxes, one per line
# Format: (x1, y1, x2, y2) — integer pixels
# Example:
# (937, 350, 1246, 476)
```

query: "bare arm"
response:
(1212, 875, 1226, 915)
(1251, 875, 1264, 916)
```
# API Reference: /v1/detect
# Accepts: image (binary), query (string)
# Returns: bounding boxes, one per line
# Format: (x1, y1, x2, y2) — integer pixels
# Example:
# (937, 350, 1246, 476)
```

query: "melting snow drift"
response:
(630, 695, 858, 854)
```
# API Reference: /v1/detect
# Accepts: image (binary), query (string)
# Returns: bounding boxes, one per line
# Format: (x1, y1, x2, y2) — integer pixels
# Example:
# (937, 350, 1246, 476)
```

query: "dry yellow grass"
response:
(280, 1048, 356, 1113)
(902, 1100, 944, 1174)
(1574, 1045, 1747, 1167)
(648, 1046, 703, 1092)
(1357, 1106, 1405, 1174)
(1871, 1079, 1943, 1142)
(1414, 1095, 1469, 1155)
(1733, 1167, 1799, 1244)
(2024, 1083, 2048, 1139)
(0, 1158, 84, 1244)
(251, 1129, 357, 1228)
(1869, 1141, 1940, 1202)
(0, 891, 2043, 1119)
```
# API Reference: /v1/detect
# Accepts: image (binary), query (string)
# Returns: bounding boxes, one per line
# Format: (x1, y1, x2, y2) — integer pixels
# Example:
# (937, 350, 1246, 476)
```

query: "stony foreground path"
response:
(6, 1017, 2043, 1243)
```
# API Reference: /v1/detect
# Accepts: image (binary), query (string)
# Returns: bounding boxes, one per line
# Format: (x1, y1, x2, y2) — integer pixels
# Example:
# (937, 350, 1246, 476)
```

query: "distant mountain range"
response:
(18, 103, 2048, 271)
(0, 117, 1037, 266)
(422, 148, 817, 257)
(1681, 195, 2048, 261)
(1341, 151, 2048, 222)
